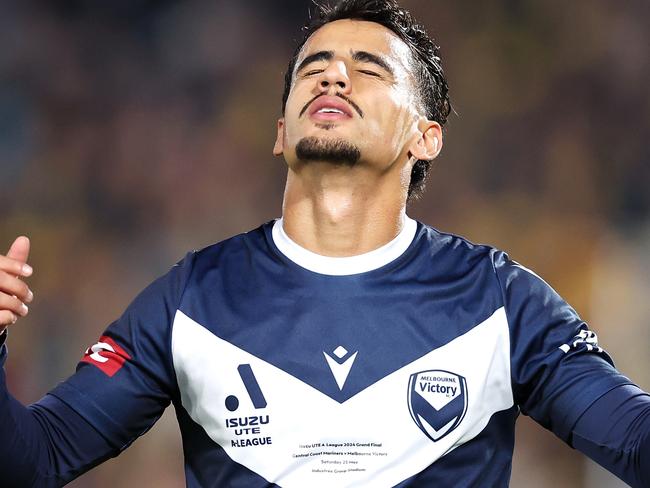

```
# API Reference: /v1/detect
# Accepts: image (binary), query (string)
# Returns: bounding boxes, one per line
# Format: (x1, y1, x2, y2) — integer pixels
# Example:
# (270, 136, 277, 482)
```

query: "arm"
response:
(0, 237, 194, 486)
(0, 333, 118, 487)
(571, 384, 650, 488)
(0, 237, 103, 487)
(493, 251, 648, 486)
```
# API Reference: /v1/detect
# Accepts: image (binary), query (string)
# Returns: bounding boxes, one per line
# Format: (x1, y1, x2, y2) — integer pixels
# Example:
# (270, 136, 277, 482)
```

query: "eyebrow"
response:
(351, 50, 394, 76)
(295, 50, 395, 77)
(295, 51, 333, 74)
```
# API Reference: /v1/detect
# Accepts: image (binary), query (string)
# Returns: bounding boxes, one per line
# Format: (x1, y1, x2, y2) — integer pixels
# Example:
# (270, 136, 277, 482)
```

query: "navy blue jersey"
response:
(1, 218, 648, 487)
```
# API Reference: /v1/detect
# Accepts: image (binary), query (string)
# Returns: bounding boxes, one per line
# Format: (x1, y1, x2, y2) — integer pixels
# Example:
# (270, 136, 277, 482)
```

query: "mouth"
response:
(300, 95, 362, 122)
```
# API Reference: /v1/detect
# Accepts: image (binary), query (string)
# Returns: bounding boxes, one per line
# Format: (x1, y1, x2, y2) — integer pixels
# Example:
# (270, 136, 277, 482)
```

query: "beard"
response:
(295, 136, 361, 167)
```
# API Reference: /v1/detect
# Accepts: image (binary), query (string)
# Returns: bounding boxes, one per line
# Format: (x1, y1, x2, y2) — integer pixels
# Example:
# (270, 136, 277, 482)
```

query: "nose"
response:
(317, 61, 351, 94)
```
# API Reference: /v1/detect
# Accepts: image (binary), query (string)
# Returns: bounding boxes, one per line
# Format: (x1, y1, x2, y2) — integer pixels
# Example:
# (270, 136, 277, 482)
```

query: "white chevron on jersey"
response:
(171, 308, 513, 488)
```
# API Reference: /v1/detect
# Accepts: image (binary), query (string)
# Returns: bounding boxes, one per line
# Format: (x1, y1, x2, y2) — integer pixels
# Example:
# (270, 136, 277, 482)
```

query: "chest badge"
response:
(407, 370, 468, 442)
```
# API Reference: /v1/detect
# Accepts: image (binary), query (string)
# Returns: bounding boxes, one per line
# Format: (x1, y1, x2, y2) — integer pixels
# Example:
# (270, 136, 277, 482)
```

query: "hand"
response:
(0, 236, 34, 333)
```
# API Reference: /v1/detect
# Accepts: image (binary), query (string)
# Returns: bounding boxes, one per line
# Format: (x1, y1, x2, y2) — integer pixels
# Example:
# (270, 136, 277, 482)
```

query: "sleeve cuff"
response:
(0, 329, 8, 366)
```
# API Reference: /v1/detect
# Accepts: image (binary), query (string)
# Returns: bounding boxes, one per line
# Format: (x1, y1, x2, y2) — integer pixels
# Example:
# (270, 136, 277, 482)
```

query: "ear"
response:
(273, 118, 285, 156)
(408, 118, 442, 161)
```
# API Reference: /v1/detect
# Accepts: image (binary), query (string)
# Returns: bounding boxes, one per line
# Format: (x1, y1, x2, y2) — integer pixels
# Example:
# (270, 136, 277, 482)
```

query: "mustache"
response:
(299, 93, 364, 118)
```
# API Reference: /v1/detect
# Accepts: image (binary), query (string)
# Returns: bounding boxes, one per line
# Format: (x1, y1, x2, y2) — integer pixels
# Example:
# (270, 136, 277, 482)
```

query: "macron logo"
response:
(81, 335, 131, 377)
(323, 346, 358, 390)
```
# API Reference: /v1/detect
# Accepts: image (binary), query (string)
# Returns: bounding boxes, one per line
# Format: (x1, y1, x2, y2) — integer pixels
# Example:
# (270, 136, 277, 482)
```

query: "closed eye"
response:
(303, 69, 324, 76)
(358, 69, 381, 77)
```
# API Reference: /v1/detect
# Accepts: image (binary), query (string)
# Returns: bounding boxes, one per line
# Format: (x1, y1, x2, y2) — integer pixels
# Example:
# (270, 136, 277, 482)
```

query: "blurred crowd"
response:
(1, 0, 648, 486)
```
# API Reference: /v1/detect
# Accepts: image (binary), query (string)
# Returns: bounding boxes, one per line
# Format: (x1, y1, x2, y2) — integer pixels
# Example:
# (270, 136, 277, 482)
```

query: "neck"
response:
(281, 162, 409, 257)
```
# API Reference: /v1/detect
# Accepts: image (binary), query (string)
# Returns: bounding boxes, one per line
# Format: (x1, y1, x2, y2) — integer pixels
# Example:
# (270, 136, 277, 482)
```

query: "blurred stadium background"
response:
(1, 0, 648, 486)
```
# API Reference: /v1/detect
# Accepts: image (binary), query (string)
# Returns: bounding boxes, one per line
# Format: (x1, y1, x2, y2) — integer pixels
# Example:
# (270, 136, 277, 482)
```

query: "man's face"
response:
(274, 19, 428, 171)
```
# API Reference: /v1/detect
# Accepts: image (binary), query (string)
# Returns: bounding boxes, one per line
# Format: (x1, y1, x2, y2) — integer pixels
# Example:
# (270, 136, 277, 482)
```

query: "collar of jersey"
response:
(271, 216, 417, 276)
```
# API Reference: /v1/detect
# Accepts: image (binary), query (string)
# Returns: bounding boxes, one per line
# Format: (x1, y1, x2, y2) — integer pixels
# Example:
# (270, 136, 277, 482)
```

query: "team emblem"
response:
(407, 370, 468, 442)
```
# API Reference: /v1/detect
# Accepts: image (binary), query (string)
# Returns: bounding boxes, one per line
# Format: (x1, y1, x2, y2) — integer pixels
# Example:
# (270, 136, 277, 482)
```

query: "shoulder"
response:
(413, 222, 568, 319)
(184, 222, 272, 276)
(118, 222, 271, 317)
(415, 222, 509, 276)
(168, 222, 277, 306)
(415, 223, 549, 289)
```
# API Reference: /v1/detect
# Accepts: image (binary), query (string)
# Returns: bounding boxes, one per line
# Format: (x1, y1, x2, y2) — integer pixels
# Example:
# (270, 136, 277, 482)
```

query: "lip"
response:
(308, 96, 354, 121)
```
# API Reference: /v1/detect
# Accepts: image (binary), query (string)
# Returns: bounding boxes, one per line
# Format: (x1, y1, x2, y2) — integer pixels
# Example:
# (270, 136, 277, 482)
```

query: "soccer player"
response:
(1, 0, 648, 486)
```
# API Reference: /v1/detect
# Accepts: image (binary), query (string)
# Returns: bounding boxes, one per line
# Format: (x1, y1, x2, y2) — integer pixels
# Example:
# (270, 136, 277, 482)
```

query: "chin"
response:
(295, 136, 361, 166)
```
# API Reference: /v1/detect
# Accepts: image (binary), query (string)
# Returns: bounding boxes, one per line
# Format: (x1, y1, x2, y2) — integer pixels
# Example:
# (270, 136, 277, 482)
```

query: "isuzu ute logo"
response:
(407, 370, 468, 442)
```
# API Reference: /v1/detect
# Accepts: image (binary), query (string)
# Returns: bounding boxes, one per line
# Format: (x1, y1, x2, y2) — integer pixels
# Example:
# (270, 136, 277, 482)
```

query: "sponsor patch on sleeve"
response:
(558, 330, 604, 354)
(81, 335, 131, 377)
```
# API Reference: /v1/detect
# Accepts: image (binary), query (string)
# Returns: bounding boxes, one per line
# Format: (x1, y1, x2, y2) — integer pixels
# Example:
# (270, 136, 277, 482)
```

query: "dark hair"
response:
(281, 0, 451, 200)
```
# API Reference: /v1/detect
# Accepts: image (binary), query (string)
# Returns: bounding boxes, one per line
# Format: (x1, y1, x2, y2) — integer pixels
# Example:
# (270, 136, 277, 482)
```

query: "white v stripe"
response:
(172, 308, 513, 488)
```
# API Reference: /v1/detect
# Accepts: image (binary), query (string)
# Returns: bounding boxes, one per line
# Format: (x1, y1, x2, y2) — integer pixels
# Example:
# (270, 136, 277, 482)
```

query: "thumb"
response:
(7, 236, 31, 264)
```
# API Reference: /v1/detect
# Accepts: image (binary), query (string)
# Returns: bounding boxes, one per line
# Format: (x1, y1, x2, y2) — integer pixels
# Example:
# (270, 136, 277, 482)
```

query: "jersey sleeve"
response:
(491, 250, 633, 440)
(48, 251, 196, 448)
(0, 251, 196, 486)
(492, 251, 650, 485)
(571, 384, 650, 488)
